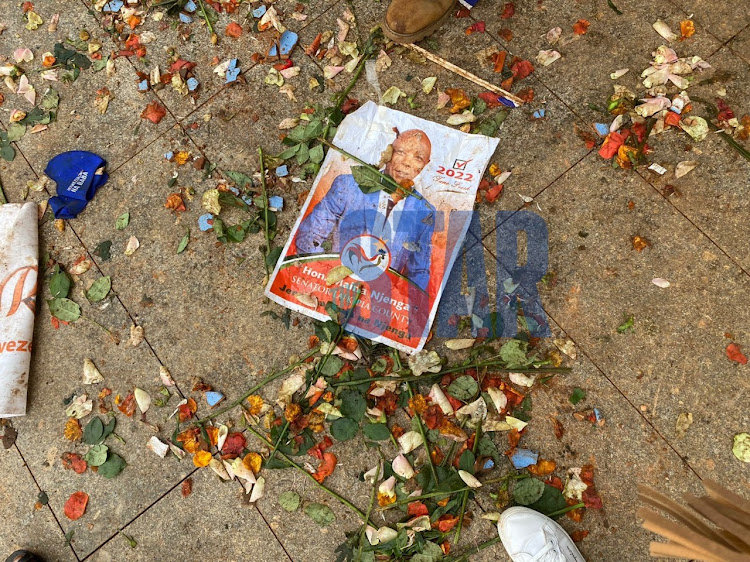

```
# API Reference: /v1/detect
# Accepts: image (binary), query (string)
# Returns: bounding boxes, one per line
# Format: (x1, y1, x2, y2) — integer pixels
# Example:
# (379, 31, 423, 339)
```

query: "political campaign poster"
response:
(265, 101, 499, 353)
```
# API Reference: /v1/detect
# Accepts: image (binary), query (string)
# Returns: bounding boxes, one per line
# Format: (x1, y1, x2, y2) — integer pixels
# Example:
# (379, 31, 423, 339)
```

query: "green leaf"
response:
(458, 450, 475, 473)
(225, 170, 254, 190)
(115, 212, 130, 230)
(49, 269, 71, 299)
(82, 417, 104, 445)
(318, 356, 344, 377)
(40, 89, 59, 111)
(513, 478, 545, 506)
(304, 503, 336, 526)
(93, 240, 112, 261)
(119, 531, 137, 548)
(330, 418, 358, 441)
(0, 144, 15, 162)
(339, 390, 366, 422)
(266, 245, 282, 269)
(617, 314, 634, 333)
(447, 375, 478, 401)
(477, 434, 501, 465)
(362, 423, 391, 441)
(7, 123, 26, 142)
(92, 55, 109, 72)
(569, 387, 586, 405)
(177, 230, 190, 254)
(84, 444, 109, 467)
(86, 276, 111, 302)
(278, 144, 301, 161)
(98, 453, 126, 478)
(528, 484, 568, 516)
(309, 144, 324, 164)
(48, 298, 81, 322)
(499, 339, 530, 368)
(102, 416, 116, 441)
(351, 165, 387, 194)
(279, 491, 301, 512)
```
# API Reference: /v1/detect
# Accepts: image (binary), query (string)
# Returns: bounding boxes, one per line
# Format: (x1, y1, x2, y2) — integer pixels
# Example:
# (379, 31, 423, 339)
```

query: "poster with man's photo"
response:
(265, 101, 499, 353)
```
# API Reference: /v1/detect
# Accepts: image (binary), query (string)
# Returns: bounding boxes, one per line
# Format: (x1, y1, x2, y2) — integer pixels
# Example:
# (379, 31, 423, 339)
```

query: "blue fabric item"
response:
(225, 59, 240, 83)
(458, 0, 480, 8)
(595, 123, 610, 136)
(295, 174, 435, 291)
(187, 77, 200, 91)
(268, 31, 299, 58)
(510, 448, 538, 469)
(198, 214, 214, 231)
(252, 5, 267, 18)
(45, 151, 108, 219)
(275, 164, 289, 177)
(268, 195, 284, 211)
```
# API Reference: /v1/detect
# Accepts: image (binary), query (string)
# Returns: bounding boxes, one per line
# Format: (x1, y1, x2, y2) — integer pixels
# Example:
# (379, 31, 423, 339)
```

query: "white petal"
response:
(249, 476, 265, 503)
(505, 416, 528, 431)
(377, 527, 399, 542)
(169, 442, 186, 460)
(124, 236, 140, 256)
(397, 431, 423, 454)
(160, 366, 176, 386)
(379, 475, 396, 495)
(429, 383, 453, 415)
(509, 372, 537, 387)
(487, 387, 508, 414)
(445, 338, 475, 350)
(652, 278, 671, 288)
(652, 20, 678, 42)
(134, 387, 151, 414)
(675, 160, 698, 178)
(82, 358, 104, 384)
(392, 453, 415, 479)
(209, 458, 230, 480)
(458, 470, 482, 488)
(147, 436, 169, 458)
(216, 424, 229, 451)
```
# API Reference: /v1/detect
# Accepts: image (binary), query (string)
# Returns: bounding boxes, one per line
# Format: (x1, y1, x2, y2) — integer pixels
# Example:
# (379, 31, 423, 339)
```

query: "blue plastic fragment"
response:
(242, 195, 254, 206)
(275, 165, 289, 178)
(268, 30, 299, 58)
(206, 391, 225, 407)
(482, 458, 495, 471)
(187, 77, 200, 92)
(137, 79, 149, 92)
(533, 108, 546, 119)
(593, 408, 604, 423)
(595, 123, 610, 136)
(198, 214, 215, 231)
(510, 448, 538, 469)
(268, 195, 284, 211)
(184, 0, 197, 12)
(102, 0, 124, 12)
(164, 151, 174, 161)
(179, 13, 193, 23)
(229, 186, 240, 195)
(225, 59, 240, 83)
(252, 5, 267, 18)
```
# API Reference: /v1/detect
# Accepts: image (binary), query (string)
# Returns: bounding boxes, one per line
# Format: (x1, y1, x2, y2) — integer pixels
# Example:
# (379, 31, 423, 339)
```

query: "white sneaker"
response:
(497, 506, 586, 562)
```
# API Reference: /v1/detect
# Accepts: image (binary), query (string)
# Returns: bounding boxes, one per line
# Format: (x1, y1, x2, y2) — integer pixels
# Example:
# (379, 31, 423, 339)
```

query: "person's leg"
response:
(498, 507, 586, 562)
(382, 0, 458, 44)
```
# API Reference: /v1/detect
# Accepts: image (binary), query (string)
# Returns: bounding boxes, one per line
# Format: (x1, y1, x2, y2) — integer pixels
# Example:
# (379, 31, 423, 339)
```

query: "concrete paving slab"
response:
(669, 0, 750, 43)
(0, 2, 176, 173)
(512, 151, 750, 487)
(0, 447, 77, 562)
(86, 469, 291, 562)
(12, 217, 195, 559)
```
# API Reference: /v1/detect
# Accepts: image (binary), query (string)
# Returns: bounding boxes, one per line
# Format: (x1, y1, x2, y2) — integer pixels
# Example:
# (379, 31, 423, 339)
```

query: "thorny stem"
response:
(356, 463, 381, 560)
(258, 147, 272, 279)
(376, 474, 527, 511)
(316, 138, 423, 200)
(267, 289, 362, 463)
(453, 426, 481, 544)
(407, 382, 439, 486)
(196, 0, 215, 36)
(331, 365, 571, 387)
(546, 502, 585, 518)
(192, 347, 320, 426)
(245, 425, 373, 525)
(0, 178, 6, 204)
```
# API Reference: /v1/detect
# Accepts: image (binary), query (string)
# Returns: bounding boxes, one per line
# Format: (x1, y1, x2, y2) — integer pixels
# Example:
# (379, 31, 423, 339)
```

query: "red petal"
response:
(64, 491, 89, 520)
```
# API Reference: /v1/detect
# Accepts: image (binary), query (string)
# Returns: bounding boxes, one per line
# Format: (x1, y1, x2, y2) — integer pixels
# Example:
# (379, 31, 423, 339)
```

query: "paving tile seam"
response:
(479, 224, 706, 480)
(634, 168, 750, 280)
(665, 0, 741, 48)
(250, 503, 295, 562)
(476, 147, 596, 245)
(79, 468, 200, 561)
(12, 443, 83, 562)
(1, 131, 195, 405)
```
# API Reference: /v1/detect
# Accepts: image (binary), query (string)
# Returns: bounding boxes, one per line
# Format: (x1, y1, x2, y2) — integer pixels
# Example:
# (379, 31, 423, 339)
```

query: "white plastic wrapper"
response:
(0, 202, 38, 417)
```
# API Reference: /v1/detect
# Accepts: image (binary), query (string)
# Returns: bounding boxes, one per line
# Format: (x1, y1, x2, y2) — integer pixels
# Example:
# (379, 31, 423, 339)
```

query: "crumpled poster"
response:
(0, 202, 38, 417)
(266, 101, 499, 353)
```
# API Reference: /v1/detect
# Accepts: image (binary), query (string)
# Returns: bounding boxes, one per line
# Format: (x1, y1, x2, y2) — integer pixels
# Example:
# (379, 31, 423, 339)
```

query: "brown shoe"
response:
(383, 0, 458, 44)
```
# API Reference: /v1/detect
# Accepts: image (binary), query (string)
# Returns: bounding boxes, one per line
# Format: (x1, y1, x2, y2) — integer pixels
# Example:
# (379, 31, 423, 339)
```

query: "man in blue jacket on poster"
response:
(295, 129, 436, 292)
